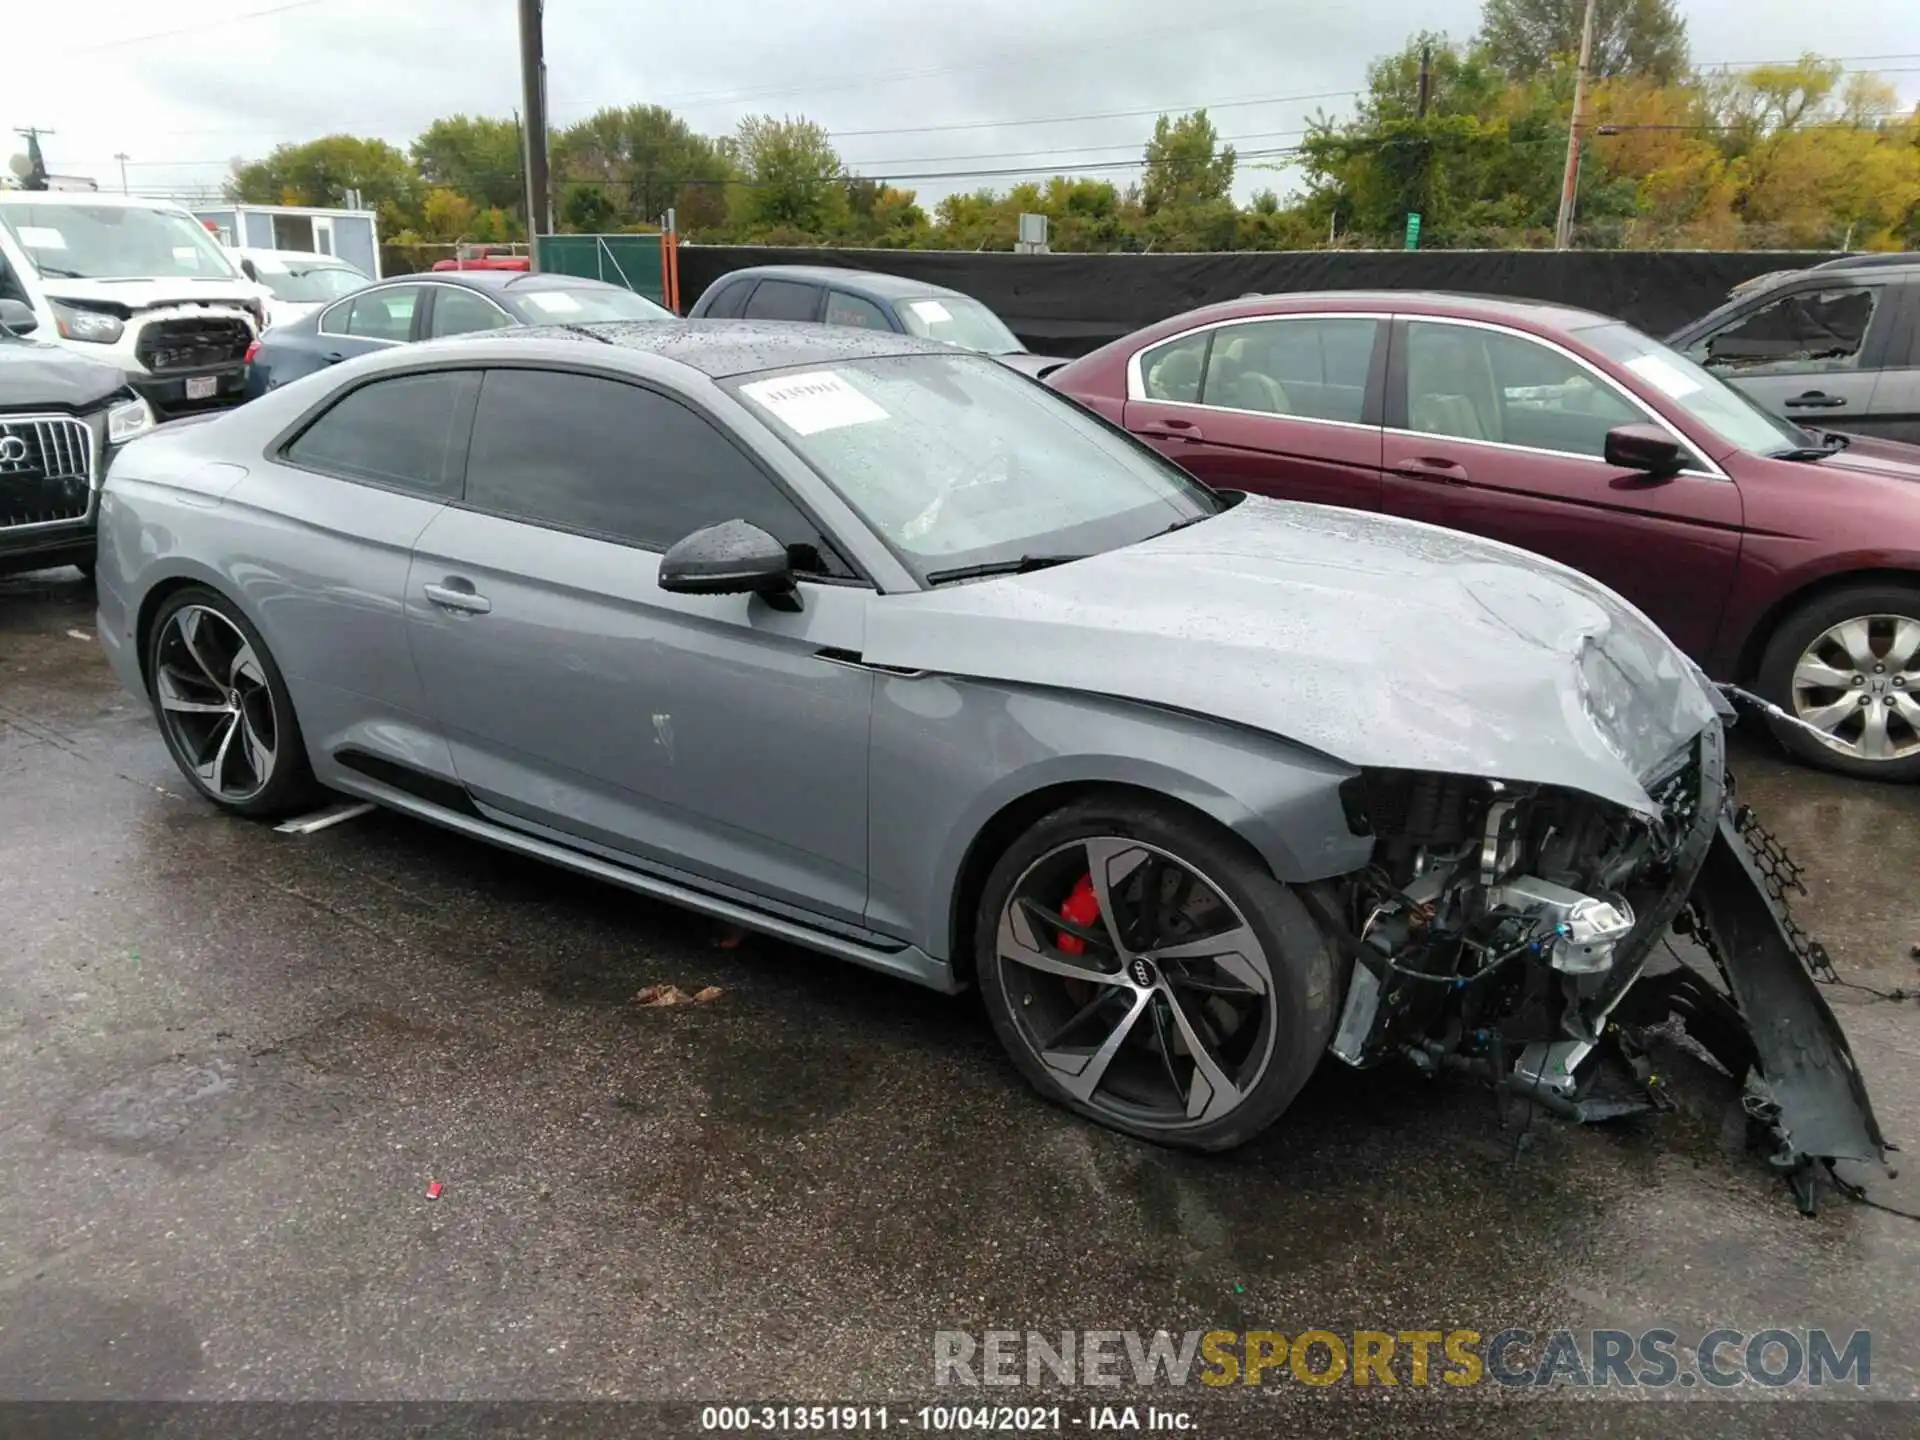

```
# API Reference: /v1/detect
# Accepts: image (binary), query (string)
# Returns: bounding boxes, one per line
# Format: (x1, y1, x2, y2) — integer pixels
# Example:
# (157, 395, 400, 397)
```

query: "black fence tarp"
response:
(673, 246, 1836, 356)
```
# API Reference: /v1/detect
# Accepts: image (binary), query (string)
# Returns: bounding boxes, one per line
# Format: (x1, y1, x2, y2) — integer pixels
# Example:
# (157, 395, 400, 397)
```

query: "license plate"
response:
(185, 375, 217, 400)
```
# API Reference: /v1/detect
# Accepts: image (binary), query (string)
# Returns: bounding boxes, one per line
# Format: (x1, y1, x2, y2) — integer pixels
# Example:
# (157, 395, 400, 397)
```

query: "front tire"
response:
(146, 586, 318, 818)
(974, 796, 1340, 1152)
(1756, 584, 1920, 782)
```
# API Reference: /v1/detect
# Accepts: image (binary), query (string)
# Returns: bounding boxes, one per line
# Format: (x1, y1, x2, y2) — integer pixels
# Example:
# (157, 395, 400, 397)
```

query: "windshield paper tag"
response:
(1624, 354, 1702, 398)
(740, 371, 889, 435)
(525, 290, 582, 313)
(16, 227, 66, 249)
(909, 299, 952, 323)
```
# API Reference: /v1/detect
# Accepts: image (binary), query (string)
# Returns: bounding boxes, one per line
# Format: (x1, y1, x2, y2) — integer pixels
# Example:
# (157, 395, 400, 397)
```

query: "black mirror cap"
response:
(1604, 423, 1685, 476)
(240, 258, 260, 281)
(659, 519, 800, 610)
(0, 298, 38, 335)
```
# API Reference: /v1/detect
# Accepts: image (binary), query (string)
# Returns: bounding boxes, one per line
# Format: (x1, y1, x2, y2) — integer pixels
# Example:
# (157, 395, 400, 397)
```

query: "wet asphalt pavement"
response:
(3, 564, 1920, 1438)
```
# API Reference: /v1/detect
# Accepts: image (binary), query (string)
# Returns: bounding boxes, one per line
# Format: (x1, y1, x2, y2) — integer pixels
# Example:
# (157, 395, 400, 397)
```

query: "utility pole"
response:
(1416, 43, 1433, 119)
(114, 152, 130, 194)
(1553, 0, 1598, 250)
(516, 0, 551, 270)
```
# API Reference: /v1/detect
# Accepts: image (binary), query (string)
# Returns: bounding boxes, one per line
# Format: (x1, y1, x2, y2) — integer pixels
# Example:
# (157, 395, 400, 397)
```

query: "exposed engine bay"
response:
(1310, 723, 1891, 1212)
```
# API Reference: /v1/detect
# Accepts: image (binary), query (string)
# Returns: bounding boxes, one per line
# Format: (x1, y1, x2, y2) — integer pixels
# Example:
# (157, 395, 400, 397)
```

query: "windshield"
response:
(895, 295, 1024, 354)
(1580, 321, 1805, 456)
(0, 201, 241, 282)
(256, 263, 367, 303)
(506, 285, 673, 323)
(729, 353, 1217, 581)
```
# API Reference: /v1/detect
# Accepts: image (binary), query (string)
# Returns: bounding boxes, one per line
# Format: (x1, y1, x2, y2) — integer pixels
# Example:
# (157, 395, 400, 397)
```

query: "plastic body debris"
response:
(425, 1180, 443, 1200)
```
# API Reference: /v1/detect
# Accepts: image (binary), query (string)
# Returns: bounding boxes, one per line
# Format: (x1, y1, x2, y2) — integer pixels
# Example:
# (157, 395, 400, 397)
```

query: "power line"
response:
(61, 0, 337, 55)
(827, 89, 1361, 140)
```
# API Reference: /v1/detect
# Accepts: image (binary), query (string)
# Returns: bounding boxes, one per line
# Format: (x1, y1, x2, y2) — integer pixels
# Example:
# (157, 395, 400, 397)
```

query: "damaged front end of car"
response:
(1308, 719, 1891, 1211)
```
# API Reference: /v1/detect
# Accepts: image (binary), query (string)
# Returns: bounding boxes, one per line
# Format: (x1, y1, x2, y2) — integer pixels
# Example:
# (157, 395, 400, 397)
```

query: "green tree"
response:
(554, 105, 733, 232)
(411, 115, 524, 213)
(1478, 0, 1691, 84)
(228, 134, 423, 236)
(730, 115, 848, 238)
(1141, 110, 1237, 213)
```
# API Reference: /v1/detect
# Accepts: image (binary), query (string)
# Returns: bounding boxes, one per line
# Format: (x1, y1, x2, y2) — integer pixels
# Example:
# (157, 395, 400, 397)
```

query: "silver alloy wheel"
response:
(994, 836, 1279, 1129)
(1789, 613, 1920, 762)
(153, 604, 279, 802)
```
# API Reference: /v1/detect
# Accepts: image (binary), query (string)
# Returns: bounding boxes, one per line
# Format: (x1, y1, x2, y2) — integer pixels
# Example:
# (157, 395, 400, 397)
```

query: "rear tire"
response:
(1756, 583, 1920, 782)
(146, 586, 320, 818)
(974, 795, 1340, 1152)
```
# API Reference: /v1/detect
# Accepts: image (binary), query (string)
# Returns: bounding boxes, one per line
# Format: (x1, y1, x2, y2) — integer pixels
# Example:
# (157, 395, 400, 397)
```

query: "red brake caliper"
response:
(1057, 873, 1100, 955)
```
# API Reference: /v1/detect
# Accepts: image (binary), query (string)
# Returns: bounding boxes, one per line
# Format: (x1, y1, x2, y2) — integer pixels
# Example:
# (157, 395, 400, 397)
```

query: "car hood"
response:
(862, 497, 1721, 815)
(1800, 433, 1920, 482)
(0, 336, 129, 409)
(38, 276, 258, 313)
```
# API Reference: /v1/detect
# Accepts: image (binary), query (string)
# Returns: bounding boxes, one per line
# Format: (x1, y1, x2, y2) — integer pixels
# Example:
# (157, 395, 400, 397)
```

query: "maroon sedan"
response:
(1049, 291, 1920, 781)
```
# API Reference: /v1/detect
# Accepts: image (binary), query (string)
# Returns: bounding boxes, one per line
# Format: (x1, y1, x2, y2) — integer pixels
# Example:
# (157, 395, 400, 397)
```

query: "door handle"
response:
(1137, 418, 1204, 442)
(1392, 457, 1470, 485)
(423, 580, 491, 615)
(1784, 391, 1847, 409)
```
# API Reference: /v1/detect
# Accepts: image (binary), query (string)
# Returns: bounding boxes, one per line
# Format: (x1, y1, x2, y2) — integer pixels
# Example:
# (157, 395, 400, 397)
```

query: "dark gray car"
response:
(1, 297, 155, 579)
(92, 322, 1886, 1189)
(688, 264, 1068, 378)
(1669, 257, 1920, 442)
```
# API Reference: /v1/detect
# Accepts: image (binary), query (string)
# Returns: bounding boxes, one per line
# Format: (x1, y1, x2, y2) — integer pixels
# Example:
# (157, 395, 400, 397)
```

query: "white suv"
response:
(0, 193, 264, 415)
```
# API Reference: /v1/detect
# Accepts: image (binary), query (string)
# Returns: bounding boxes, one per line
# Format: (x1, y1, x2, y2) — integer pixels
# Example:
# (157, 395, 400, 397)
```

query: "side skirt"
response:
(323, 768, 963, 996)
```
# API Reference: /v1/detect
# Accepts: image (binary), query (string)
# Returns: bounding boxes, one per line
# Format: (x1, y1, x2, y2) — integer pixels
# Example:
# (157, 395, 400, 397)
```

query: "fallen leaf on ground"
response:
(692, 986, 723, 1004)
(634, 984, 691, 1008)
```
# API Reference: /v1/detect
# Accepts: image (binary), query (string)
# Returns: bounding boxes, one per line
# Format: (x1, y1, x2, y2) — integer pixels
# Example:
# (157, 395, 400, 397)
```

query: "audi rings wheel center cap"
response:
(1128, 958, 1158, 989)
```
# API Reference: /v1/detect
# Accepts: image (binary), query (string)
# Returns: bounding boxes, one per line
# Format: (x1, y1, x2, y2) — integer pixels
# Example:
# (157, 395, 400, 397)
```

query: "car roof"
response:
(236, 247, 362, 269)
(365, 270, 634, 295)
(712, 265, 966, 302)
(431, 318, 956, 377)
(1174, 289, 1616, 332)
(0, 191, 191, 213)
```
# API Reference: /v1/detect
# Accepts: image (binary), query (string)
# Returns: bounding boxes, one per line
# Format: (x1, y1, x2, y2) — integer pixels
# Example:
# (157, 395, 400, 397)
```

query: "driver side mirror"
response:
(658, 519, 801, 612)
(0, 298, 38, 335)
(1604, 424, 1684, 478)
(240, 258, 259, 281)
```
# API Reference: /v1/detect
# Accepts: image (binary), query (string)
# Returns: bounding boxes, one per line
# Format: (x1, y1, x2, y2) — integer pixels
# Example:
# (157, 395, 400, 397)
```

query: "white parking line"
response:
(274, 801, 376, 836)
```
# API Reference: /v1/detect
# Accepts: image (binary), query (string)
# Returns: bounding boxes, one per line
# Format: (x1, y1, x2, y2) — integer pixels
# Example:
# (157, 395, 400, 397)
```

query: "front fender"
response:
(864, 675, 1370, 961)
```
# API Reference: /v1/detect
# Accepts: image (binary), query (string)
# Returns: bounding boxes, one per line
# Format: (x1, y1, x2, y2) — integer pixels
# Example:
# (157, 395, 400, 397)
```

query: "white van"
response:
(0, 193, 264, 414)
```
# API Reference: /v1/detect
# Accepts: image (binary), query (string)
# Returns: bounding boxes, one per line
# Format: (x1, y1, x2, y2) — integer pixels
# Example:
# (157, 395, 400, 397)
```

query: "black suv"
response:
(1, 298, 155, 580)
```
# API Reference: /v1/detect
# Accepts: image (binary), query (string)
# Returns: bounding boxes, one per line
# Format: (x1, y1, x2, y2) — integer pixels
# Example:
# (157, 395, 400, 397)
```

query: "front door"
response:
(1123, 315, 1387, 511)
(404, 366, 875, 926)
(1382, 317, 1744, 662)
(1677, 278, 1903, 439)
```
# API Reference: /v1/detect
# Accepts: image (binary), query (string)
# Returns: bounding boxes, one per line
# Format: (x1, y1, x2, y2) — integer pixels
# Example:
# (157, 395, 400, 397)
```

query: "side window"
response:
(742, 280, 820, 323)
(463, 370, 832, 557)
(1201, 318, 1377, 422)
(825, 291, 889, 330)
(318, 299, 350, 336)
(1138, 331, 1208, 403)
(285, 371, 479, 497)
(704, 279, 750, 319)
(429, 287, 513, 338)
(340, 286, 420, 342)
(1688, 285, 1881, 376)
(1404, 322, 1641, 459)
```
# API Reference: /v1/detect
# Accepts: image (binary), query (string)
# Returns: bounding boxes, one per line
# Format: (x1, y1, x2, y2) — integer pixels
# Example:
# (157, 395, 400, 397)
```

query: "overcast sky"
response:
(13, 0, 1920, 209)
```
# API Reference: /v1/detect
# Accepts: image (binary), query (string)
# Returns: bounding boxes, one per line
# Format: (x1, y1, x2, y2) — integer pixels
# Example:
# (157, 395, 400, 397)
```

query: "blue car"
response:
(244, 271, 673, 398)
(686, 265, 1067, 378)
